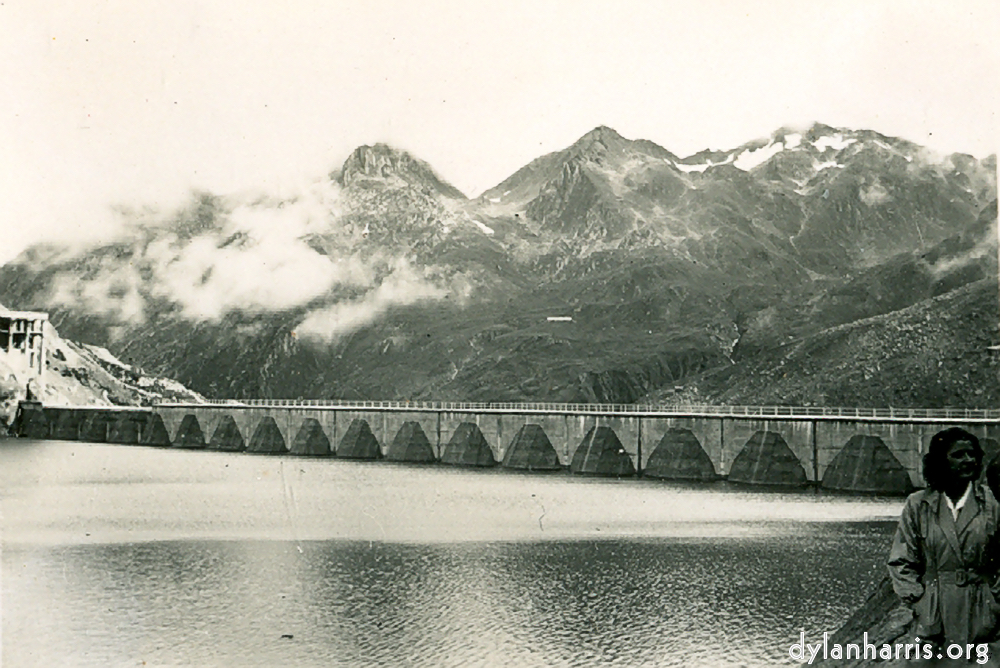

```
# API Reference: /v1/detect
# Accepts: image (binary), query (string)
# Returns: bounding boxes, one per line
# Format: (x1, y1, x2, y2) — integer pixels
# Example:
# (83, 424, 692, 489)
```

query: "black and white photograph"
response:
(1, 1, 998, 666)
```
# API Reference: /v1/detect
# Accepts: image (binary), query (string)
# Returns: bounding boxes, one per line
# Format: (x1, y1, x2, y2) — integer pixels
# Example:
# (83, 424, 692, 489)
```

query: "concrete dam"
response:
(13, 401, 1000, 494)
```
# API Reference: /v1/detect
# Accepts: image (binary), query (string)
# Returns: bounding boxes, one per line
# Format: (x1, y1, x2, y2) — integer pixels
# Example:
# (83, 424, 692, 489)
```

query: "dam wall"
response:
(15, 401, 1000, 495)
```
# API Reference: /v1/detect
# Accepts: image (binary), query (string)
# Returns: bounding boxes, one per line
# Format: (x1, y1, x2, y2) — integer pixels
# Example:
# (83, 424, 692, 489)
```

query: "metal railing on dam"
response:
(20, 400, 1000, 494)
(153, 398, 1000, 423)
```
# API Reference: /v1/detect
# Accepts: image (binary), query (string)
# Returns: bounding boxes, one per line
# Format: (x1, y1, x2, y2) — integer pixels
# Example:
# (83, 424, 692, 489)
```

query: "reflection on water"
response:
(4, 532, 893, 668)
(1, 442, 901, 667)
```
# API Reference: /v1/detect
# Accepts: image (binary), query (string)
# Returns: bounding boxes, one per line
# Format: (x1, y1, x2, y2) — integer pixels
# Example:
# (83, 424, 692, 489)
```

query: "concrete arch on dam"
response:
(814, 422, 1000, 489)
(331, 411, 437, 458)
(570, 426, 635, 477)
(640, 417, 723, 475)
(248, 416, 288, 454)
(440, 414, 502, 463)
(565, 415, 640, 473)
(821, 435, 913, 494)
(644, 428, 717, 482)
(728, 430, 809, 487)
(338, 418, 383, 460)
(290, 418, 331, 456)
(498, 415, 571, 465)
(173, 414, 206, 449)
(387, 421, 436, 463)
(209, 415, 245, 451)
(722, 419, 813, 483)
(440, 422, 497, 467)
(141, 413, 171, 446)
(502, 424, 561, 471)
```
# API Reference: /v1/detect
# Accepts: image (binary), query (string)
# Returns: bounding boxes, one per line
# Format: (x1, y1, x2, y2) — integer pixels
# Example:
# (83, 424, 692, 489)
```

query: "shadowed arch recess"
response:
(440, 422, 497, 467)
(570, 426, 635, 477)
(173, 414, 206, 449)
(386, 421, 436, 463)
(822, 434, 914, 494)
(728, 430, 808, 486)
(644, 428, 716, 481)
(338, 419, 382, 460)
(141, 413, 172, 447)
(502, 424, 561, 471)
(290, 418, 331, 456)
(248, 416, 287, 454)
(209, 415, 245, 452)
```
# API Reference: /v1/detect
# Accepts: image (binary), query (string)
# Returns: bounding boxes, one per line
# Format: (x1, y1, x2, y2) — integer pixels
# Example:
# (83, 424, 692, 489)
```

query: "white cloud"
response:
(48, 263, 147, 324)
(296, 260, 462, 342)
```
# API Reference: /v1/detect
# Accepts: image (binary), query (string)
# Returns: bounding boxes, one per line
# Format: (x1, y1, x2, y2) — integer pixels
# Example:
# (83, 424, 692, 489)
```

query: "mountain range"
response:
(0, 123, 996, 406)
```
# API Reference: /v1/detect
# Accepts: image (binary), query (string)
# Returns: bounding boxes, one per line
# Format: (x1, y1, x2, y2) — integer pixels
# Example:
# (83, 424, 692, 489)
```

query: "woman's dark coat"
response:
(888, 482, 1000, 645)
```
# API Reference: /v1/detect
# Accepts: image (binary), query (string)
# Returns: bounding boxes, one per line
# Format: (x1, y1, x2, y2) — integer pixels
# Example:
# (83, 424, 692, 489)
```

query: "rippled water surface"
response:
(1, 441, 903, 667)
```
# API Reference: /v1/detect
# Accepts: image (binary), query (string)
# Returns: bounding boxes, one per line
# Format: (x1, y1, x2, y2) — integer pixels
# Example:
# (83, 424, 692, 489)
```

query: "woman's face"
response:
(946, 439, 979, 483)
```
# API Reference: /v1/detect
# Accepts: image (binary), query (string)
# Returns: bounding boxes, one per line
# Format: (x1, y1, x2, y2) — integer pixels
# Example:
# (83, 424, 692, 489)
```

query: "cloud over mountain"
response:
(1, 124, 994, 405)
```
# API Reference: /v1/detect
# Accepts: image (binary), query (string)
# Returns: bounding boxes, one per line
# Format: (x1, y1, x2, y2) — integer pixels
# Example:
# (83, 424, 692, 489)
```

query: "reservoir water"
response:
(1, 440, 903, 667)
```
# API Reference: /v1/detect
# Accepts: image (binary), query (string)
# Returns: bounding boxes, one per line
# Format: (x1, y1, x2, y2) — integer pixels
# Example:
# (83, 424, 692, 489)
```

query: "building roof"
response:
(0, 306, 48, 320)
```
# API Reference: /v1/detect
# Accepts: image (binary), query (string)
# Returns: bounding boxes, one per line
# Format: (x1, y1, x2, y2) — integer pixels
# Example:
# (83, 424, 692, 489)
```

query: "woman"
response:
(888, 427, 1000, 648)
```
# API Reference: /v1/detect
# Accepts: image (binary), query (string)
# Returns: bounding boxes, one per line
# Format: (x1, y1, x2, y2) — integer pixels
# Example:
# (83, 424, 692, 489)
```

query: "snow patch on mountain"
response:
(813, 134, 856, 152)
(815, 159, 842, 171)
(675, 153, 735, 173)
(675, 162, 711, 174)
(784, 133, 803, 149)
(860, 182, 892, 206)
(473, 220, 495, 235)
(733, 141, 785, 171)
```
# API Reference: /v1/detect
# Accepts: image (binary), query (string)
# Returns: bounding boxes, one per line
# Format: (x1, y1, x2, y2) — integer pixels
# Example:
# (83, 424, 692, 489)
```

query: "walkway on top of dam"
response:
(20, 401, 1000, 493)
(153, 399, 1000, 424)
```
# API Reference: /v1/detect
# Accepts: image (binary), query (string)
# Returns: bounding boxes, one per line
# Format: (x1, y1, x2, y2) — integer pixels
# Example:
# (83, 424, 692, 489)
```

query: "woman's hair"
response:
(922, 427, 983, 490)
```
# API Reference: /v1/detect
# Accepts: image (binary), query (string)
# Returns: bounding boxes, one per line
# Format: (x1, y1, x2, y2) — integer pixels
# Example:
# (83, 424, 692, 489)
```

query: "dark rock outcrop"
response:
(808, 577, 915, 667)
(337, 144, 466, 199)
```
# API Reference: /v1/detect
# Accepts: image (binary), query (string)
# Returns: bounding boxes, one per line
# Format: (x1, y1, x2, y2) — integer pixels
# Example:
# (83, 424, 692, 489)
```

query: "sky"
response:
(1, 0, 998, 264)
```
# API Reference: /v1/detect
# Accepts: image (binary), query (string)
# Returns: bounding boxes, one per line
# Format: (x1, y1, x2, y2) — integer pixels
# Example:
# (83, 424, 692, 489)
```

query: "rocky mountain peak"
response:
(569, 125, 631, 156)
(336, 143, 466, 199)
